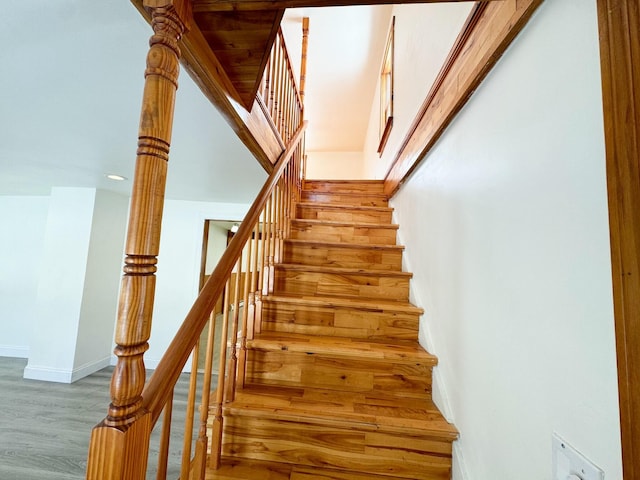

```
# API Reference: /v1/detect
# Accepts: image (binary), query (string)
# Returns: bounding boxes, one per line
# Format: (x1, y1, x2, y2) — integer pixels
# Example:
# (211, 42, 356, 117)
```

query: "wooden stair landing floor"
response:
(223, 384, 457, 437)
(205, 458, 443, 480)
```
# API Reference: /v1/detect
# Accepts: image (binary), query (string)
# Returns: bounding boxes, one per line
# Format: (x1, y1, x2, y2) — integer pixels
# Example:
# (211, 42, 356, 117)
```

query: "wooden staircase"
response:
(206, 180, 458, 480)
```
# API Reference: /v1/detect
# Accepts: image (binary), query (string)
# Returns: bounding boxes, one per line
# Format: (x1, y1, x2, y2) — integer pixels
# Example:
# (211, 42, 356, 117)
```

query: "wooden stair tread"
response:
(297, 202, 393, 213)
(247, 332, 437, 364)
(284, 239, 404, 251)
(210, 179, 456, 478)
(224, 384, 458, 439)
(303, 180, 385, 190)
(263, 294, 423, 314)
(304, 180, 385, 185)
(275, 263, 412, 278)
(204, 458, 423, 480)
(291, 218, 399, 230)
(302, 191, 389, 199)
(301, 191, 390, 206)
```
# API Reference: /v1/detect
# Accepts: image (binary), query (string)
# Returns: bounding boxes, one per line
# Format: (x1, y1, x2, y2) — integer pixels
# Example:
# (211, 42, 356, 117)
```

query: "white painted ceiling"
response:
(0, 1, 389, 202)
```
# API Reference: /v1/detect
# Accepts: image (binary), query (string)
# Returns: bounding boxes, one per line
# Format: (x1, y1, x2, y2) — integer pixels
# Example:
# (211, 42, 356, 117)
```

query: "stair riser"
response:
(221, 416, 451, 480)
(283, 244, 402, 271)
(274, 270, 409, 301)
(303, 181, 385, 194)
(245, 351, 432, 398)
(291, 223, 397, 245)
(261, 302, 420, 340)
(297, 205, 392, 224)
(301, 191, 388, 207)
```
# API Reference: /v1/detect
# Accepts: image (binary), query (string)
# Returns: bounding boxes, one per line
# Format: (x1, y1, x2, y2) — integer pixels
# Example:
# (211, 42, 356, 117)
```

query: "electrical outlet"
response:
(552, 433, 604, 480)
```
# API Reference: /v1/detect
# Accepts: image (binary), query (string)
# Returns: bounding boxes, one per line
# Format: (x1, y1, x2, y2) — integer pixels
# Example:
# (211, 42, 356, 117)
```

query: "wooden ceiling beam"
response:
(192, 0, 493, 13)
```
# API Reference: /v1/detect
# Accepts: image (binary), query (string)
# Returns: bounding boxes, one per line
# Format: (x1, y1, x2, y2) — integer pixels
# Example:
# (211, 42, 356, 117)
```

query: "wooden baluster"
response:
(210, 283, 231, 470)
(285, 163, 292, 239)
(262, 198, 272, 297)
(181, 341, 200, 479)
(293, 152, 299, 224)
(267, 36, 277, 117)
(262, 45, 272, 107)
(258, 57, 267, 99)
(86, 3, 190, 479)
(278, 48, 287, 137)
(267, 195, 276, 296)
(300, 17, 309, 108)
(291, 79, 297, 138)
(272, 183, 281, 266)
(193, 311, 217, 479)
(273, 39, 283, 137)
(282, 73, 291, 142)
(225, 255, 243, 403)
(278, 178, 285, 260)
(255, 208, 268, 335)
(156, 393, 173, 480)
(289, 76, 295, 141)
(271, 36, 281, 129)
(277, 178, 284, 259)
(291, 90, 297, 140)
(270, 191, 279, 294)
(247, 224, 260, 342)
(269, 41, 277, 113)
(237, 229, 254, 389)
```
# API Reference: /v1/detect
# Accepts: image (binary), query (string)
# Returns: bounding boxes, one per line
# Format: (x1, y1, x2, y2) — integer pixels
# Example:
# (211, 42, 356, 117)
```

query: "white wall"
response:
(305, 151, 364, 179)
(0, 195, 49, 357)
(25, 188, 97, 382)
(146, 199, 249, 370)
(363, 3, 473, 179)
(388, 1, 622, 478)
(74, 189, 128, 378)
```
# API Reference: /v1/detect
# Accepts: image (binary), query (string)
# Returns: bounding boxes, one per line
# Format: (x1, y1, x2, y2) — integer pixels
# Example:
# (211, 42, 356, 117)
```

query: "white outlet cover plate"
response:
(552, 433, 604, 480)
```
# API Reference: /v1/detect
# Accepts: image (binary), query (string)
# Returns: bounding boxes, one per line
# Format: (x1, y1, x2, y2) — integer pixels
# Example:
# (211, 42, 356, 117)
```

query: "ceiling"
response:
(0, 0, 390, 202)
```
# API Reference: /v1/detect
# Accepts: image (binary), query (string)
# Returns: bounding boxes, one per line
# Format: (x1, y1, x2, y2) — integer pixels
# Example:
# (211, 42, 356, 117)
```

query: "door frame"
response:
(597, 0, 640, 477)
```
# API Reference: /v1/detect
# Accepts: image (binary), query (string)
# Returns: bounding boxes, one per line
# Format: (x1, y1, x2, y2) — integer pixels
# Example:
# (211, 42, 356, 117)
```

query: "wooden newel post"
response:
(86, 2, 189, 479)
(299, 17, 309, 108)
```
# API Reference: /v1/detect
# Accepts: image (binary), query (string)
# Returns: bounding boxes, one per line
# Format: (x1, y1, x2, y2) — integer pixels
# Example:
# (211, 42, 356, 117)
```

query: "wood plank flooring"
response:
(0, 357, 198, 480)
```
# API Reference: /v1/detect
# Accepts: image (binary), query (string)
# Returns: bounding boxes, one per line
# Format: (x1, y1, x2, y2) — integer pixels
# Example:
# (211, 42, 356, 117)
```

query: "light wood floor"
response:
(0, 357, 197, 480)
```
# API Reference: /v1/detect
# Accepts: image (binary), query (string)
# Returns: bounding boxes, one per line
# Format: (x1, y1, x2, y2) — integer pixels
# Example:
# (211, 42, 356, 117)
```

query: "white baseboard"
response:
(452, 441, 471, 480)
(0, 345, 29, 358)
(24, 364, 73, 383)
(24, 356, 112, 384)
(70, 357, 112, 382)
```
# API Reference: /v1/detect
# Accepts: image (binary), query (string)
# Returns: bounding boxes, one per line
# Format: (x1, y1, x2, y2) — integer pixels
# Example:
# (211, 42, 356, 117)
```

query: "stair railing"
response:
(114, 122, 306, 480)
(86, 15, 306, 479)
(258, 29, 304, 143)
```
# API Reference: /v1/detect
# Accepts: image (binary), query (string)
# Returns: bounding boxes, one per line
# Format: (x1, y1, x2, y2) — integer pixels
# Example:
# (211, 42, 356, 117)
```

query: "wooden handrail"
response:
(142, 121, 307, 424)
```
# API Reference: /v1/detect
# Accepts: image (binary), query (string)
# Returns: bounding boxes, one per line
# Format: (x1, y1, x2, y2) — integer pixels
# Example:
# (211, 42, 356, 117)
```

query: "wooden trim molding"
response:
(383, 0, 543, 196)
(597, 0, 640, 478)
(377, 116, 393, 154)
